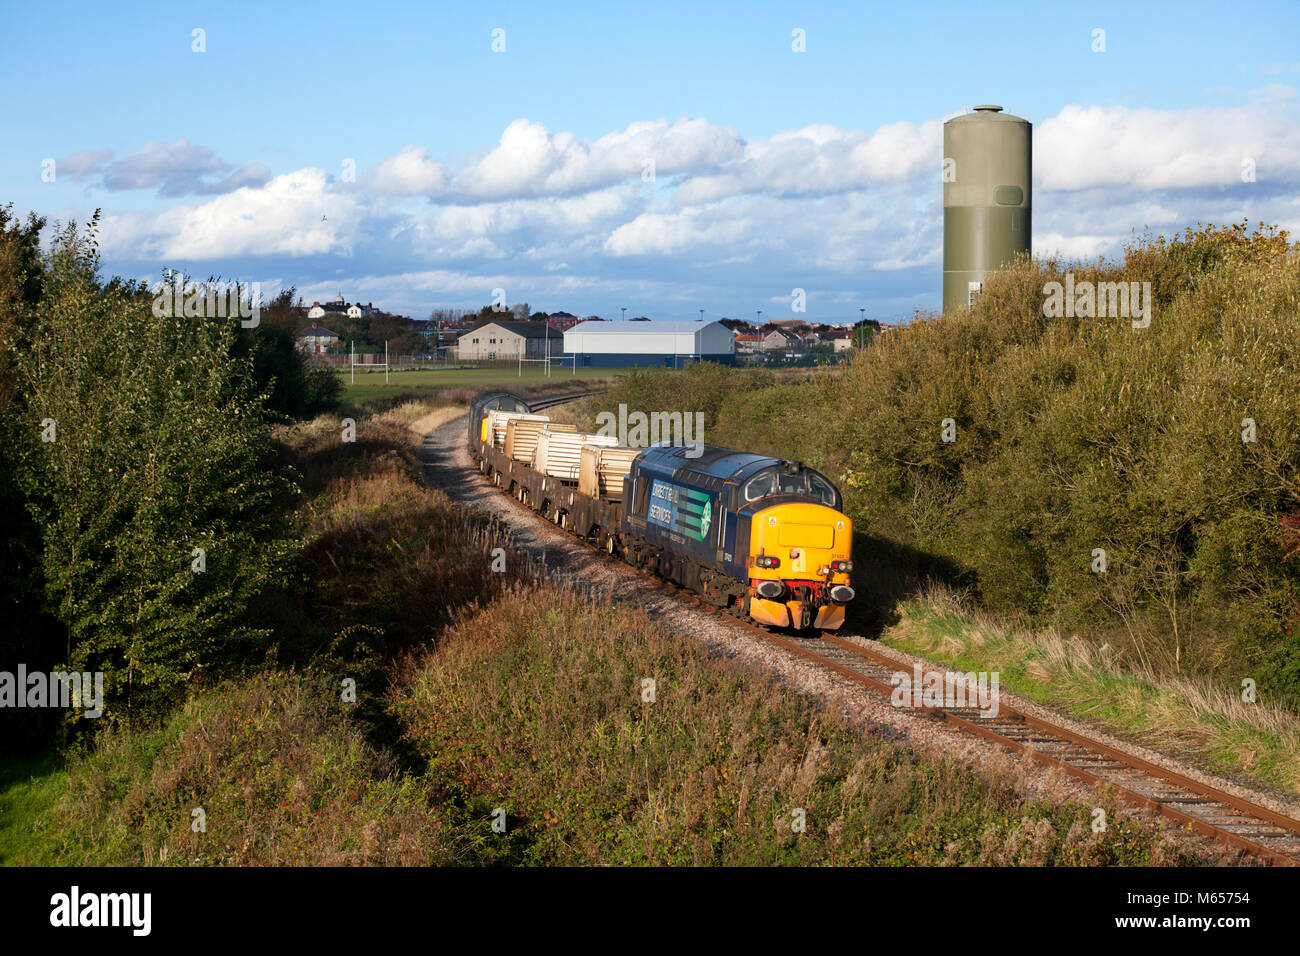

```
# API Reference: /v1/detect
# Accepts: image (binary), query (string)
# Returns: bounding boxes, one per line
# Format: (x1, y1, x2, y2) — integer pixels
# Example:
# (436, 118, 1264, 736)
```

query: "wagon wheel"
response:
(731, 592, 751, 619)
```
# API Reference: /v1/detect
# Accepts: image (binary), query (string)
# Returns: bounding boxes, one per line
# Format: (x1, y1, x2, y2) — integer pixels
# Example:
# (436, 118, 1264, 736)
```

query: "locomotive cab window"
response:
(742, 466, 839, 508)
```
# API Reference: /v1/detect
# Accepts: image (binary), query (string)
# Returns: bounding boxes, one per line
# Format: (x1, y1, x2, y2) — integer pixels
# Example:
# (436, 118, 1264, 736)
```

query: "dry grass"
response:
(267, 401, 541, 668)
(887, 582, 1300, 795)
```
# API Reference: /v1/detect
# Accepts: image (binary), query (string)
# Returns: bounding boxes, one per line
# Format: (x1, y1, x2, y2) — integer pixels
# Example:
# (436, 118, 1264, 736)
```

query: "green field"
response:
(338, 366, 631, 403)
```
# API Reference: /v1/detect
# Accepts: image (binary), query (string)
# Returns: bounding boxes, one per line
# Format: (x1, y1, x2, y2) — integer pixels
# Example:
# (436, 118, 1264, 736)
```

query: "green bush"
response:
(834, 224, 1300, 682)
(12, 217, 295, 721)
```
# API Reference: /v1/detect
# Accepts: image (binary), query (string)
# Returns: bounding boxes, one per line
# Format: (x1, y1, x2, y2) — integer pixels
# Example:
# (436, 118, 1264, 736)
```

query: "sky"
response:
(3, 0, 1298, 323)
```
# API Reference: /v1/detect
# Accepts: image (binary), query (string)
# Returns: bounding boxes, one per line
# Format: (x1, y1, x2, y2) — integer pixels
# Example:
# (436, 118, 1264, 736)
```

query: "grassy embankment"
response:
(1, 398, 1226, 866)
(887, 585, 1300, 795)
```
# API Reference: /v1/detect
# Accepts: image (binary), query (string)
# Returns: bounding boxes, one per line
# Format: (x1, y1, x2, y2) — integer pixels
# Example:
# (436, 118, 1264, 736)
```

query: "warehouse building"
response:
(563, 319, 735, 368)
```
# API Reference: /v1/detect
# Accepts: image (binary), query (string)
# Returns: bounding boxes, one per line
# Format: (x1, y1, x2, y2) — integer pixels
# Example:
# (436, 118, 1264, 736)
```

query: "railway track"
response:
(461, 403, 1300, 865)
(665, 581, 1300, 865)
(526, 390, 602, 412)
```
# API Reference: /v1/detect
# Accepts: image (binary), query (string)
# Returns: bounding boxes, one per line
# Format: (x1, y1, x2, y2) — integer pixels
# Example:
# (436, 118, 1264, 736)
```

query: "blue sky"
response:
(3, 0, 1298, 322)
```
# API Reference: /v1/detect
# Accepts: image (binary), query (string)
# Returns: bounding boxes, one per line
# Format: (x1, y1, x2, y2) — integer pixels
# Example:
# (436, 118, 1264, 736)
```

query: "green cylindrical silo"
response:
(942, 105, 1031, 313)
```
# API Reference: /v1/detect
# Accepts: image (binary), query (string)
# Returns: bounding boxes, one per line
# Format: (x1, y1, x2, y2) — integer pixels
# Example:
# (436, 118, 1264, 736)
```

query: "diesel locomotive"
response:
(468, 391, 855, 631)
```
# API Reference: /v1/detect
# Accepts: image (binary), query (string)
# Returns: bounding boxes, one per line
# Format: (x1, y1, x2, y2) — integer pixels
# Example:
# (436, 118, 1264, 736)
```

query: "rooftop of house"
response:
(461, 320, 556, 338)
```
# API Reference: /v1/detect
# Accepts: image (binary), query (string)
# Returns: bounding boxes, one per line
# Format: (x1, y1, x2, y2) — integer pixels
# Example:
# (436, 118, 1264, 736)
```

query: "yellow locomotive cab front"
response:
(746, 502, 854, 630)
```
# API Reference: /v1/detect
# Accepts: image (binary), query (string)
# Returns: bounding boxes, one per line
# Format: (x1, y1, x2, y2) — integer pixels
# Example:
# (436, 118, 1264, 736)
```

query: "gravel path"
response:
(421, 412, 1255, 862)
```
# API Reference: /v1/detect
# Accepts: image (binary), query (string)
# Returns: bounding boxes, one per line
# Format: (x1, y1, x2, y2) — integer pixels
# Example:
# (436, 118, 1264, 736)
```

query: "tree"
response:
(14, 216, 294, 718)
(852, 319, 879, 349)
(0, 204, 46, 414)
(369, 313, 425, 353)
(258, 285, 306, 334)
(0, 204, 63, 750)
(429, 307, 470, 326)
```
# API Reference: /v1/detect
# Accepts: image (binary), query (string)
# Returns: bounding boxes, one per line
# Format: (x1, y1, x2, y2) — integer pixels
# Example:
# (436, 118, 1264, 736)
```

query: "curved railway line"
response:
(453, 392, 1300, 866)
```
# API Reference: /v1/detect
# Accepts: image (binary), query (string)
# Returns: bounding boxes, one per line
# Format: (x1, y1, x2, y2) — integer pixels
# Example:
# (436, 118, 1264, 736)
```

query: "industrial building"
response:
(563, 319, 736, 368)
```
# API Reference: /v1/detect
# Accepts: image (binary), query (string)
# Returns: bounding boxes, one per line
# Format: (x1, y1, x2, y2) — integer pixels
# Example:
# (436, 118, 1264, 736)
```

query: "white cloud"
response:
(372, 117, 745, 200)
(59, 139, 270, 196)
(1036, 98, 1300, 190)
(101, 168, 364, 259)
(1032, 232, 1126, 260)
(675, 118, 942, 202)
(369, 145, 447, 196)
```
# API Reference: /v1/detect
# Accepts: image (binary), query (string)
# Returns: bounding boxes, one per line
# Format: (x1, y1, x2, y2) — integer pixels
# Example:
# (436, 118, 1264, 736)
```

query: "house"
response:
(297, 326, 340, 353)
(307, 296, 380, 320)
(827, 330, 854, 352)
(760, 329, 797, 351)
(564, 319, 735, 368)
(733, 332, 765, 352)
(457, 321, 563, 361)
(546, 312, 585, 333)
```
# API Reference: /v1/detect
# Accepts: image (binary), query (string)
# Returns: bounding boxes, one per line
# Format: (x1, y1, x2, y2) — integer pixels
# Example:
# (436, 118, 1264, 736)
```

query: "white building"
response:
(457, 322, 563, 361)
(563, 320, 736, 368)
(307, 297, 379, 320)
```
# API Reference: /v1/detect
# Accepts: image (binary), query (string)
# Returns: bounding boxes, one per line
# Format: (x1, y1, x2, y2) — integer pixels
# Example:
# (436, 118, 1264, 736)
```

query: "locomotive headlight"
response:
(755, 555, 781, 569)
(830, 560, 853, 573)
